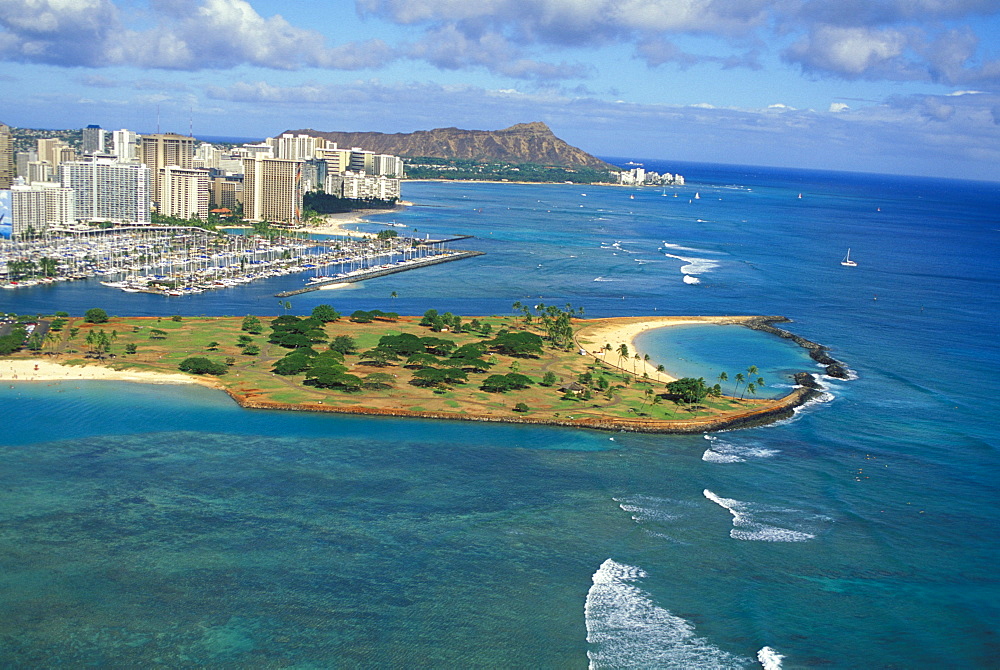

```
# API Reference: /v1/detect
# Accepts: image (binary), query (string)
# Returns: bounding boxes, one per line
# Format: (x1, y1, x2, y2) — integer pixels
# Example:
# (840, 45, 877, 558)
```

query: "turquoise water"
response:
(634, 324, 816, 398)
(1, 161, 998, 667)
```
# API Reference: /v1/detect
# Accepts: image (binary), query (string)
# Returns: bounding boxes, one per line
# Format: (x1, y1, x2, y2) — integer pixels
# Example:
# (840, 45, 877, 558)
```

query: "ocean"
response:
(1, 160, 998, 667)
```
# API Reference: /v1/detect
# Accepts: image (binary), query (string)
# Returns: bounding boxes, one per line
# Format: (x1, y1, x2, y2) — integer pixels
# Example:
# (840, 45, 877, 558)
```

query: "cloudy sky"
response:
(2, 0, 1000, 180)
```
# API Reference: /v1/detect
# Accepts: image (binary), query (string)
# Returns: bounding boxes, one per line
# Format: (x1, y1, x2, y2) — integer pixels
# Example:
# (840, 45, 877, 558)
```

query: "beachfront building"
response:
(140, 133, 195, 211)
(242, 155, 302, 224)
(82, 125, 106, 155)
(160, 166, 211, 220)
(328, 171, 401, 200)
(60, 156, 150, 225)
(372, 153, 405, 178)
(0, 123, 13, 189)
(619, 166, 685, 186)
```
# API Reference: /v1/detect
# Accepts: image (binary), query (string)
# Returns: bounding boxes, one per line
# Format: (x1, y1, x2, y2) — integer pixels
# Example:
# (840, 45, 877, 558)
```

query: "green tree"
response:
(541, 371, 558, 387)
(84, 308, 109, 324)
(487, 331, 544, 358)
(241, 315, 263, 334)
(178, 357, 228, 375)
(329, 335, 358, 355)
(666, 377, 709, 404)
(311, 304, 341, 323)
(513, 402, 529, 413)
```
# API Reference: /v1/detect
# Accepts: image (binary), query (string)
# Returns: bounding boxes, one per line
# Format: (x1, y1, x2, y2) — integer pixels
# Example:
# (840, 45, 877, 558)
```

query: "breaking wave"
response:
(758, 646, 785, 669)
(586, 559, 749, 669)
(702, 435, 780, 463)
(703, 490, 831, 542)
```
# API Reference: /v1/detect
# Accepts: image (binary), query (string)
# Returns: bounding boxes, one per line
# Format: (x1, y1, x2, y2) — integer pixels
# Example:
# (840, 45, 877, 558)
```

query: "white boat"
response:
(841, 249, 857, 267)
(694, 192, 700, 199)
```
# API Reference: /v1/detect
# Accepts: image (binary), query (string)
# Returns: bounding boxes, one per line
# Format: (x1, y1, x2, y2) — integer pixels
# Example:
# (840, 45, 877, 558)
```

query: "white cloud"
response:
(0, 0, 397, 70)
(829, 102, 850, 112)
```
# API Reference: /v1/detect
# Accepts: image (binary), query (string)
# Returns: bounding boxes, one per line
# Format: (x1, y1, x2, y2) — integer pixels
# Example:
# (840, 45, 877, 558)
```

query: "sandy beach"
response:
(575, 315, 758, 383)
(297, 203, 412, 238)
(0, 359, 205, 386)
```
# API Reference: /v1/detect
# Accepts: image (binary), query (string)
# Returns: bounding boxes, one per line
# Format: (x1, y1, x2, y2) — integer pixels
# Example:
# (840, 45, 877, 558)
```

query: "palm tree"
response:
(734, 372, 745, 398)
(633, 352, 640, 374)
(746, 382, 757, 401)
(656, 364, 665, 380)
(617, 343, 629, 370)
(717, 371, 728, 390)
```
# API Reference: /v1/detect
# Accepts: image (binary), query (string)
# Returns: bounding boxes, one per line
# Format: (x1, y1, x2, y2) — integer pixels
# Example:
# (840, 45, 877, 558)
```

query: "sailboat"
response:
(841, 248, 857, 267)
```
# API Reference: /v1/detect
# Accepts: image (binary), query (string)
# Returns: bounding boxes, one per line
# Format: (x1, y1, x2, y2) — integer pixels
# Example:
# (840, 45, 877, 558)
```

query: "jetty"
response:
(275, 249, 485, 297)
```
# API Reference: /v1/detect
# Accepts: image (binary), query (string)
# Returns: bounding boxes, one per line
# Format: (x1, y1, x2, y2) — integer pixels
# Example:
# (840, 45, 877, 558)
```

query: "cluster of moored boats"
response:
(1, 225, 438, 295)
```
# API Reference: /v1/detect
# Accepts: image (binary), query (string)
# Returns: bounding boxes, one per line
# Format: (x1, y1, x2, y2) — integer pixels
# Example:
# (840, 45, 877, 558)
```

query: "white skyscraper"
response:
(60, 156, 150, 225)
(112, 129, 138, 162)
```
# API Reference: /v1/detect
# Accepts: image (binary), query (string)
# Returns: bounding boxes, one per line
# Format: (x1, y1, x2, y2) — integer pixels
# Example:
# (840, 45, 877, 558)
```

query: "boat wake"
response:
(586, 559, 751, 669)
(703, 490, 831, 542)
(702, 435, 779, 463)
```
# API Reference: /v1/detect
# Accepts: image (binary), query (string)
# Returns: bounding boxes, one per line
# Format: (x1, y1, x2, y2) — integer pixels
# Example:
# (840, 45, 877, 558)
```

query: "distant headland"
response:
(284, 122, 612, 169)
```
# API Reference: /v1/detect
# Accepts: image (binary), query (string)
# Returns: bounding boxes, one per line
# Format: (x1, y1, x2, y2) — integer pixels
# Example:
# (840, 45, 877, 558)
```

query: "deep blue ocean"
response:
(1, 159, 998, 668)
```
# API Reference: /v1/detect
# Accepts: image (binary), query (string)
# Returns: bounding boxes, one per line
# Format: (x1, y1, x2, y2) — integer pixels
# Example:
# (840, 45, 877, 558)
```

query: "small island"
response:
(1, 306, 840, 433)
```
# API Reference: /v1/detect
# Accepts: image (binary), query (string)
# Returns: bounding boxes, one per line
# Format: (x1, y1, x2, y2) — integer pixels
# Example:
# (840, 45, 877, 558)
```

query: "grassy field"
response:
(24, 312, 791, 429)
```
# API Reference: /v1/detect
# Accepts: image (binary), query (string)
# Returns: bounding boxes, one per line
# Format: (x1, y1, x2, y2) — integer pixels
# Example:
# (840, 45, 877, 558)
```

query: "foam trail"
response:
(758, 646, 784, 669)
(703, 490, 827, 542)
(586, 559, 748, 669)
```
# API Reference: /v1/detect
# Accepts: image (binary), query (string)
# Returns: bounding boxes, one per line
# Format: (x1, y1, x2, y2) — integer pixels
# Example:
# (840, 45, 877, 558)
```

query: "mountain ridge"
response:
(283, 122, 613, 169)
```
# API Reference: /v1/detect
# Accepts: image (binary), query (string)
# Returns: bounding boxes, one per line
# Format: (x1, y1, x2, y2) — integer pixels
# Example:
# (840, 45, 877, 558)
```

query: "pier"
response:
(275, 250, 485, 297)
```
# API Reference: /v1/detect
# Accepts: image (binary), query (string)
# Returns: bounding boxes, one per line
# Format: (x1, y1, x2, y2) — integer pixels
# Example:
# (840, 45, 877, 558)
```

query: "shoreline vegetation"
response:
(1, 311, 844, 434)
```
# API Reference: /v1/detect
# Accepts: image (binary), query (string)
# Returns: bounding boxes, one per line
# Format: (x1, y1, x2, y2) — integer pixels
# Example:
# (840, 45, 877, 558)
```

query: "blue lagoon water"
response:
(1, 161, 998, 667)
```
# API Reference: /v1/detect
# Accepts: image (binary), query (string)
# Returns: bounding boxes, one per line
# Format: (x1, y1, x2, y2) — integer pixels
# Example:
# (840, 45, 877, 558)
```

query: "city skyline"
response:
(1, 1, 1000, 181)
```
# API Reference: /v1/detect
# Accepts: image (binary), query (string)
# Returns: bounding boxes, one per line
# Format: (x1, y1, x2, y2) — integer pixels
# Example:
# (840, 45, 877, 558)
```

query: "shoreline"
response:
(574, 315, 764, 384)
(1, 314, 835, 434)
(297, 202, 411, 238)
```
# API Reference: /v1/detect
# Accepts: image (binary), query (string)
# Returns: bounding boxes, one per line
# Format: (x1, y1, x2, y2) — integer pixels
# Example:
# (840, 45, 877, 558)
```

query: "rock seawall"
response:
(743, 316, 850, 379)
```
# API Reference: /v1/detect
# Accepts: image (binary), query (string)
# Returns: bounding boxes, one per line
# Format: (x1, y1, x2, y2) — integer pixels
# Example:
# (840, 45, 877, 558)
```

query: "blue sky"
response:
(2, 0, 1000, 180)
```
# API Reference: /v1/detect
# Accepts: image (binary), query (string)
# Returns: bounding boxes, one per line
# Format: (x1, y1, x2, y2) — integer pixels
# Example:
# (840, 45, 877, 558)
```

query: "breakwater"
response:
(274, 250, 485, 297)
(742, 316, 851, 379)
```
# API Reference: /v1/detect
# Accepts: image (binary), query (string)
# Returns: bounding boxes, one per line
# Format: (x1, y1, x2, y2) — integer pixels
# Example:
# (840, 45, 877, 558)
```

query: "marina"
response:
(0, 226, 481, 296)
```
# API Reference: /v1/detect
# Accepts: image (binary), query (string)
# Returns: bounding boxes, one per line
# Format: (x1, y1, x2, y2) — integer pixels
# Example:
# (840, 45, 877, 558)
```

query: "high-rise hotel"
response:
(243, 155, 303, 225)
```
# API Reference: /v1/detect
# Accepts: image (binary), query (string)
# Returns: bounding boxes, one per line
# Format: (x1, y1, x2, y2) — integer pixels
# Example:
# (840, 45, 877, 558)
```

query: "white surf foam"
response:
(664, 253, 719, 275)
(702, 435, 779, 463)
(661, 241, 716, 254)
(586, 559, 748, 669)
(757, 646, 785, 669)
(614, 495, 696, 524)
(703, 489, 830, 542)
